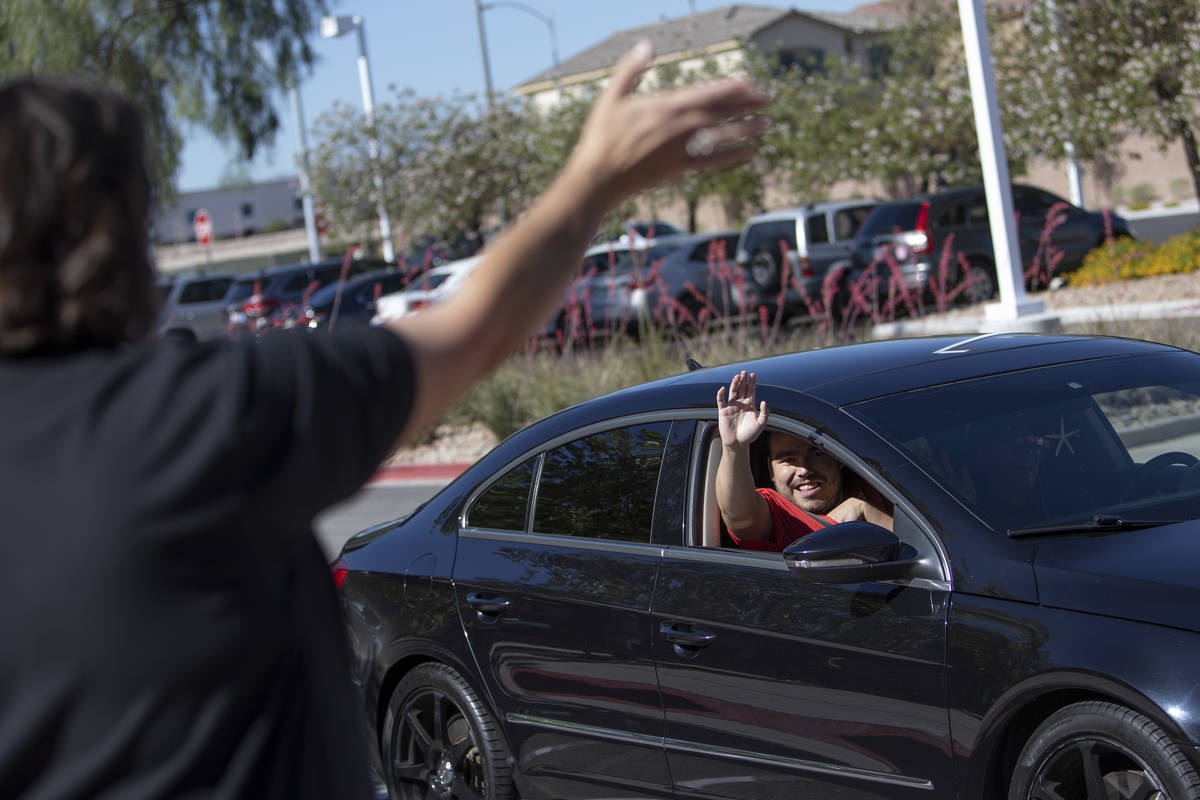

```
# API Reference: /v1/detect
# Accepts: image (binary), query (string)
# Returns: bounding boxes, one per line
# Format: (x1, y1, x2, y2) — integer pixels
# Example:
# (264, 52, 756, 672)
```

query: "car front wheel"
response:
(1008, 700, 1200, 800)
(382, 663, 515, 800)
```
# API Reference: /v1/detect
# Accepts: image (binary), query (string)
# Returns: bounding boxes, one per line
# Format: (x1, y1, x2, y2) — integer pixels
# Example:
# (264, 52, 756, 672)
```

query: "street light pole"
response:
(476, 1, 562, 98)
(474, 0, 496, 108)
(289, 85, 322, 263)
(320, 14, 395, 263)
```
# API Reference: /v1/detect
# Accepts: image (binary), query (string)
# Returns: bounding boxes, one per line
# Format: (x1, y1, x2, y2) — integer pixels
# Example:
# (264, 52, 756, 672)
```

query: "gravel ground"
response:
(386, 273, 1200, 466)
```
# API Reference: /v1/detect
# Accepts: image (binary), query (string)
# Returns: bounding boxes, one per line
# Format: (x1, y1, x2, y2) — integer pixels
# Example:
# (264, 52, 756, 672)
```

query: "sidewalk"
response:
(872, 297, 1200, 338)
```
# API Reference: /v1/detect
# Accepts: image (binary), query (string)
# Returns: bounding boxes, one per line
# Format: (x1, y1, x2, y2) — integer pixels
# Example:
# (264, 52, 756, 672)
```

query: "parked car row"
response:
(154, 256, 417, 342)
(161, 184, 1131, 345)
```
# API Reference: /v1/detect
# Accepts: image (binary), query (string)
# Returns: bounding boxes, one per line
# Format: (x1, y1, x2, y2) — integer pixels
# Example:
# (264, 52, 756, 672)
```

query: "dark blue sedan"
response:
(336, 333, 1200, 799)
(303, 269, 414, 331)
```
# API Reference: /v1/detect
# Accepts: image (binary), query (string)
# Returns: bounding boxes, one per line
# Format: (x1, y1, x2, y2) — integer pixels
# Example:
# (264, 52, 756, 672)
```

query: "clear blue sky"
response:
(176, 0, 866, 191)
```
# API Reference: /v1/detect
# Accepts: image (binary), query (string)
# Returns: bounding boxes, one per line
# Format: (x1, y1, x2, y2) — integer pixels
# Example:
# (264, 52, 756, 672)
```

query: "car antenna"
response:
(686, 357, 704, 371)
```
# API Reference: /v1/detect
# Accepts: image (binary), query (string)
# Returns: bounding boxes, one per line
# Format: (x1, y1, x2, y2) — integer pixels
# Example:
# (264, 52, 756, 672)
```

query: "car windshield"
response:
(857, 202, 921, 239)
(847, 351, 1200, 532)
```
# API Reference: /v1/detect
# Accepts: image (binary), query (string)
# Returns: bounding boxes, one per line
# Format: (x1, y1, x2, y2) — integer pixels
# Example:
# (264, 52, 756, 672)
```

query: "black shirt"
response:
(0, 327, 414, 799)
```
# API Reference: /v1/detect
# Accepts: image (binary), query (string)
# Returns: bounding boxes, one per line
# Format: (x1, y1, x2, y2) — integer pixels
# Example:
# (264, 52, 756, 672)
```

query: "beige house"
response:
(513, 4, 898, 110)
(510, 3, 1190, 229)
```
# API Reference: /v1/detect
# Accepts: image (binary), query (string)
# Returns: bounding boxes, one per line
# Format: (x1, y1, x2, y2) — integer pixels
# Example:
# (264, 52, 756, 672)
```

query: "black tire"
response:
(959, 258, 997, 305)
(1009, 700, 1200, 800)
(748, 248, 781, 293)
(381, 663, 514, 800)
(163, 328, 197, 343)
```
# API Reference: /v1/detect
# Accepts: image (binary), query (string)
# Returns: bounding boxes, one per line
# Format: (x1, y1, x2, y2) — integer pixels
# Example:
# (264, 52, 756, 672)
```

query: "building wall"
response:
(152, 177, 304, 245)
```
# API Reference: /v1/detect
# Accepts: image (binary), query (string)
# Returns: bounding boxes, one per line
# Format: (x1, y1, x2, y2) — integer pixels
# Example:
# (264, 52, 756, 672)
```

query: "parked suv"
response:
(849, 184, 1134, 305)
(736, 199, 878, 319)
(156, 272, 236, 342)
(224, 257, 389, 336)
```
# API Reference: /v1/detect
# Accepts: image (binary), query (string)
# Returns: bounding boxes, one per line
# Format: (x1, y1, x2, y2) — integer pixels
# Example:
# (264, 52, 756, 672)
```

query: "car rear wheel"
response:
(382, 663, 514, 800)
(1008, 701, 1200, 800)
(960, 258, 997, 305)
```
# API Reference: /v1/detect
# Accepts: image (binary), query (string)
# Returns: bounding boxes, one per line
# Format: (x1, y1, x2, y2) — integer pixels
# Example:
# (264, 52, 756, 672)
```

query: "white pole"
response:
(354, 18, 395, 263)
(956, 0, 1043, 321)
(289, 86, 322, 263)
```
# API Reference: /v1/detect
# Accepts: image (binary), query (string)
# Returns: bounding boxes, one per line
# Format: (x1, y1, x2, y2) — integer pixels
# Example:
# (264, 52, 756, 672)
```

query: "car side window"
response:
(806, 214, 829, 245)
(834, 206, 872, 240)
(965, 201, 989, 225)
(532, 421, 671, 542)
(467, 458, 538, 531)
(280, 274, 309, 293)
(936, 203, 966, 228)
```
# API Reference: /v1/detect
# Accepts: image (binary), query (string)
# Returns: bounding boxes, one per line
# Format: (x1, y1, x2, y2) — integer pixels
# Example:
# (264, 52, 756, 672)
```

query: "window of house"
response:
(776, 47, 826, 77)
(240, 203, 254, 218)
(532, 422, 671, 542)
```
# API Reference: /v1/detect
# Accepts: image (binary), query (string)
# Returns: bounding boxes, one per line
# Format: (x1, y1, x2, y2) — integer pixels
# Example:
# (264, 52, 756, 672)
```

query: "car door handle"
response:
(659, 622, 717, 649)
(466, 593, 510, 616)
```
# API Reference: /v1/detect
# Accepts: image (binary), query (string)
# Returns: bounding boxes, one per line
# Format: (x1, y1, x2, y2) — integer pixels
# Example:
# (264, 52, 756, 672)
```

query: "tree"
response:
(1016, 0, 1200, 204)
(0, 0, 327, 197)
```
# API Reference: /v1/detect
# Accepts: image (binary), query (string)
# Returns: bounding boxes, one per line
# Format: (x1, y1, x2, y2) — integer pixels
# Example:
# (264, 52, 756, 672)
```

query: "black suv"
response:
(224, 257, 390, 337)
(849, 185, 1133, 305)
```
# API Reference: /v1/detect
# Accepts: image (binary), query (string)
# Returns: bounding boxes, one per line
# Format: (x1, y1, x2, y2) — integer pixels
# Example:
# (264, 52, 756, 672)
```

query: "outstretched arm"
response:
(715, 370, 772, 542)
(387, 41, 768, 444)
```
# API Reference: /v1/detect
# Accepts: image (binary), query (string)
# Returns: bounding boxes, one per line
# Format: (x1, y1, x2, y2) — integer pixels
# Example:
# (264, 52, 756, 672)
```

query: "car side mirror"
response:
(782, 521, 920, 584)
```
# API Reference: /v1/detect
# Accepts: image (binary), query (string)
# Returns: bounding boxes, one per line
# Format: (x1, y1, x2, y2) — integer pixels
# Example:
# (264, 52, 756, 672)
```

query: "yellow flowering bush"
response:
(1069, 232, 1200, 286)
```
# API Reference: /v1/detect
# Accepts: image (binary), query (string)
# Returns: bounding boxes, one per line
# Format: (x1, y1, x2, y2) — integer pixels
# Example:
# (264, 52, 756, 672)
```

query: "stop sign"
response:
(193, 208, 213, 247)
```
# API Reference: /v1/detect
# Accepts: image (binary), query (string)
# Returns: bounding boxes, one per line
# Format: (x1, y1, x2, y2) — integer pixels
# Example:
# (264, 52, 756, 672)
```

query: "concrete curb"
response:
(368, 462, 472, 485)
(872, 299, 1200, 339)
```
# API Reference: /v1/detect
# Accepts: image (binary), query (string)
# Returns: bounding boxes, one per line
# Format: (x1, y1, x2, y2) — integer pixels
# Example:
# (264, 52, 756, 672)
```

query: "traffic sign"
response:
(193, 209, 213, 247)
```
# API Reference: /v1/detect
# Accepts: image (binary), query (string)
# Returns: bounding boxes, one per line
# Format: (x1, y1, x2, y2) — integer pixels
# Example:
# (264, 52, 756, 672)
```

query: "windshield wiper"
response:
(1007, 515, 1187, 538)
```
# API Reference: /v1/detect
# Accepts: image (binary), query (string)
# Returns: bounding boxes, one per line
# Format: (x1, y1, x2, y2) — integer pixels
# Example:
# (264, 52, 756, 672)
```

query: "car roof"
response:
(601, 334, 1183, 411)
(582, 230, 737, 257)
(745, 199, 880, 225)
(426, 254, 485, 277)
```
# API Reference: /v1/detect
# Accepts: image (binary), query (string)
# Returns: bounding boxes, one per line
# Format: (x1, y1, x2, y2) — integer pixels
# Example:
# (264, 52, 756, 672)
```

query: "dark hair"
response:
(0, 76, 158, 355)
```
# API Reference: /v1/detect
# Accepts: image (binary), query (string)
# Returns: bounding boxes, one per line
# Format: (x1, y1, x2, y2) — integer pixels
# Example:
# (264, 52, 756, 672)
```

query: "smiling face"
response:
(767, 432, 843, 514)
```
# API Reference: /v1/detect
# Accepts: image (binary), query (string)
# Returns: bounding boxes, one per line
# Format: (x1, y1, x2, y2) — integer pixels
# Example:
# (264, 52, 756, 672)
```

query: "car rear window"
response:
(858, 202, 922, 237)
(467, 458, 538, 531)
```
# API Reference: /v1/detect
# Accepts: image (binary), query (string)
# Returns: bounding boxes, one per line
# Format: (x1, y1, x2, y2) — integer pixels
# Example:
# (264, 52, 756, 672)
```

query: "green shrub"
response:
(1170, 177, 1192, 203)
(1129, 181, 1158, 208)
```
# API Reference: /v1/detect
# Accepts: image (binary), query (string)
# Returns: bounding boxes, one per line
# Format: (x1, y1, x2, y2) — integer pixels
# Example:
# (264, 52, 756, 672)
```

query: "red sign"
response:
(193, 208, 213, 247)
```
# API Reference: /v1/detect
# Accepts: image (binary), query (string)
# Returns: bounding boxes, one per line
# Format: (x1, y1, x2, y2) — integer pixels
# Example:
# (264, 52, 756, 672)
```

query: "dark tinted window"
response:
(966, 200, 989, 225)
(848, 353, 1200, 532)
(227, 279, 258, 302)
(468, 458, 538, 531)
(689, 235, 737, 263)
(1014, 187, 1066, 217)
(533, 422, 670, 542)
(834, 206, 874, 240)
(858, 202, 921, 238)
(178, 277, 232, 304)
(936, 203, 966, 227)
(280, 273, 311, 293)
(744, 220, 797, 257)
(806, 214, 829, 245)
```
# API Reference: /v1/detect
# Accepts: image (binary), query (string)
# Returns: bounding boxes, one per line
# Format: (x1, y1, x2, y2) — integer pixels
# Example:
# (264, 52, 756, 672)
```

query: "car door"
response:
(651, 421, 954, 799)
(1013, 187, 1093, 277)
(453, 418, 681, 798)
